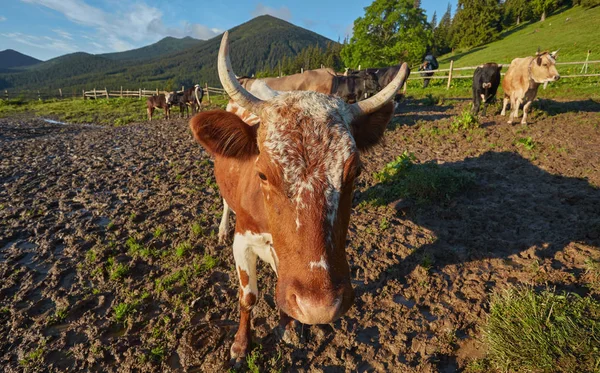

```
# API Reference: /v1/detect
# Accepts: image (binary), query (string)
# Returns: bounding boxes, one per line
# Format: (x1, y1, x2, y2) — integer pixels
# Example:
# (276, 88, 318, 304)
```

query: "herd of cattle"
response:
(146, 48, 560, 127)
(181, 32, 564, 361)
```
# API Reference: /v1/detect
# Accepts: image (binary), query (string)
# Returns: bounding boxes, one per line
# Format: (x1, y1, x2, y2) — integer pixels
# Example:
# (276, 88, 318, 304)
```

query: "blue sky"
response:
(0, 0, 457, 61)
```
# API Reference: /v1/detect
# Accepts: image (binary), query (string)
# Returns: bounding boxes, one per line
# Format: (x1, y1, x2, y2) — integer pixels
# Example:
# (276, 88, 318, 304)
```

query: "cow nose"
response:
(291, 294, 343, 324)
(554, 75, 561, 81)
(286, 286, 353, 324)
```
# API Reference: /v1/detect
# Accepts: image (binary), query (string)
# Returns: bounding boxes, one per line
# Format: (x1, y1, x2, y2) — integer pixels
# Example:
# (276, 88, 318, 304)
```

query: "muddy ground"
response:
(1, 98, 599, 372)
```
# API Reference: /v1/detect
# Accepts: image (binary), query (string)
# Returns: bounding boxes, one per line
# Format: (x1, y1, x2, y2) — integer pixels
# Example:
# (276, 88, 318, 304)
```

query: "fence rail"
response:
(2, 84, 227, 102)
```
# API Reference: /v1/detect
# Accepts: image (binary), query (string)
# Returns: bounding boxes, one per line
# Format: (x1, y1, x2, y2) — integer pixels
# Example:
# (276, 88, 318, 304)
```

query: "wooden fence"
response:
(406, 59, 600, 89)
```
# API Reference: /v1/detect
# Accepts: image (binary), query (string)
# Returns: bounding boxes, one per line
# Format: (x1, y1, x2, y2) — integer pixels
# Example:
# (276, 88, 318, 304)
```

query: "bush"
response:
(451, 109, 480, 131)
(484, 286, 600, 372)
(581, 0, 600, 9)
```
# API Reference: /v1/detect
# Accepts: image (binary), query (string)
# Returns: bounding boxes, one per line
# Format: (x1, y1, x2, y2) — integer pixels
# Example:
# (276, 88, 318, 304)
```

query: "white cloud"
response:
(0, 16, 6, 22)
(19, 0, 220, 53)
(251, 3, 292, 21)
(1, 32, 77, 53)
(52, 29, 73, 40)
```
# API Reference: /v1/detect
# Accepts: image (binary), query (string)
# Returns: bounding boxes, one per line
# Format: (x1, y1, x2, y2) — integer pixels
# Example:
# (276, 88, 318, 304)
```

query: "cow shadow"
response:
(391, 100, 455, 128)
(356, 151, 600, 293)
(536, 98, 600, 116)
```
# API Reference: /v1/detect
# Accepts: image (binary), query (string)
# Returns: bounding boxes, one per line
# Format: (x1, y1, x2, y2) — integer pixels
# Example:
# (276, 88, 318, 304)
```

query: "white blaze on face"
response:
(309, 255, 329, 271)
(261, 91, 356, 237)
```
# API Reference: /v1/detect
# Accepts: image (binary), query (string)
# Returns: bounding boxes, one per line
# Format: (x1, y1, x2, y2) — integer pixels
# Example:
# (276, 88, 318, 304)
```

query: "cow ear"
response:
(497, 64, 503, 71)
(189, 110, 259, 158)
(350, 101, 394, 151)
(536, 56, 543, 66)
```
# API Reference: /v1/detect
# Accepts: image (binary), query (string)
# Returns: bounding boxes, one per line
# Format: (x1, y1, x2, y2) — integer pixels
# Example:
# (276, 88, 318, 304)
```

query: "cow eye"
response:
(258, 172, 267, 181)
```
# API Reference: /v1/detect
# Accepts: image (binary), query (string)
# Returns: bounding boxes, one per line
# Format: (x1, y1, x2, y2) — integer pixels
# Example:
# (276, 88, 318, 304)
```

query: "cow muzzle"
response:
(280, 282, 354, 324)
(482, 82, 492, 89)
(554, 75, 561, 81)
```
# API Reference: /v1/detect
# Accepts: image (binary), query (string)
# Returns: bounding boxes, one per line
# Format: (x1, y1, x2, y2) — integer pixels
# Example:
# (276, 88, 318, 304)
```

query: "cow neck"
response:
(527, 56, 541, 88)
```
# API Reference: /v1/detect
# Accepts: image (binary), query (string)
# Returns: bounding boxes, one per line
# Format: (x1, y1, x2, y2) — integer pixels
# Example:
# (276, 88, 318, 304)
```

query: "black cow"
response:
(346, 64, 411, 102)
(331, 71, 380, 103)
(472, 63, 502, 116)
(167, 85, 204, 118)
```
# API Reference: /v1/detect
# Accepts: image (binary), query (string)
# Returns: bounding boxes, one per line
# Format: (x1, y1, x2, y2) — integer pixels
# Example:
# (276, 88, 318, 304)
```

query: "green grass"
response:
(19, 344, 45, 368)
(368, 151, 475, 206)
(484, 286, 600, 373)
(113, 302, 136, 324)
(175, 241, 192, 258)
(439, 6, 600, 68)
(515, 136, 537, 151)
(451, 109, 480, 132)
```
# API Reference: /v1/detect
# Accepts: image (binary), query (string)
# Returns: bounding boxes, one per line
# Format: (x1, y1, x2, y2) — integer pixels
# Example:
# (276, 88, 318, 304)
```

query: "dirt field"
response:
(1, 97, 599, 372)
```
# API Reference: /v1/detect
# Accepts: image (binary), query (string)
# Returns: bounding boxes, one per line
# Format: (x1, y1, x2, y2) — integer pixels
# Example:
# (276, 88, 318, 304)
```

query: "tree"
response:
(341, 0, 433, 68)
(504, 0, 533, 25)
(451, 0, 502, 49)
(432, 3, 453, 55)
(532, 0, 559, 21)
(430, 11, 438, 29)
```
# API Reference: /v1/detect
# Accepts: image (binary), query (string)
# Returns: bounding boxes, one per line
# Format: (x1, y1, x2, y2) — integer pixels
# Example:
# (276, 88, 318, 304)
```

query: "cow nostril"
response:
(555, 75, 561, 81)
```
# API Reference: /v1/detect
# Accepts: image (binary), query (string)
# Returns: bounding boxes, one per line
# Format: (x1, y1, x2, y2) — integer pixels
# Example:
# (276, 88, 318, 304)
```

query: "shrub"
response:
(451, 109, 480, 131)
(484, 286, 600, 372)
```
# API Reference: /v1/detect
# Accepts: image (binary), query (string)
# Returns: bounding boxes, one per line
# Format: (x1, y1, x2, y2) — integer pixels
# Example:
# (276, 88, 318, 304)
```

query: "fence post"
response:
(105, 87, 109, 99)
(59, 88, 62, 98)
(120, 86, 123, 98)
(156, 88, 159, 96)
(446, 60, 454, 90)
(403, 82, 407, 95)
(4, 90, 7, 100)
(139, 88, 142, 98)
(93, 88, 97, 99)
(181, 85, 184, 92)
(37, 90, 41, 101)
(82, 89, 85, 99)
(205, 83, 211, 104)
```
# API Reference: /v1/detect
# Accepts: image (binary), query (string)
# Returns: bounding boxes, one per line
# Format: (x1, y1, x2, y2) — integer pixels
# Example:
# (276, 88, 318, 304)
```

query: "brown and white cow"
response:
(146, 93, 171, 121)
(189, 31, 408, 359)
(501, 50, 560, 124)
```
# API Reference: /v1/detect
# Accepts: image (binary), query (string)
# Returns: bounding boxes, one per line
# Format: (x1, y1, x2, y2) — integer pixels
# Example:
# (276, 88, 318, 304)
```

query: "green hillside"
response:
(0, 49, 42, 69)
(0, 15, 334, 92)
(100, 36, 203, 61)
(438, 5, 600, 67)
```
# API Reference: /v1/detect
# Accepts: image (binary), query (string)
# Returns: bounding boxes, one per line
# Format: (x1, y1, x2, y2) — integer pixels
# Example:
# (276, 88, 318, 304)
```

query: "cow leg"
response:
(147, 107, 153, 121)
(231, 233, 258, 360)
(218, 199, 231, 244)
(482, 99, 488, 117)
(521, 100, 533, 125)
(501, 97, 509, 116)
(472, 92, 480, 115)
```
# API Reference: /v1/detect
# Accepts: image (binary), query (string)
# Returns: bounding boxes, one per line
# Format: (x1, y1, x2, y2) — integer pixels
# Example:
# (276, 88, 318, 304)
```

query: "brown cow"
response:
(501, 50, 560, 124)
(189, 31, 408, 360)
(146, 93, 171, 121)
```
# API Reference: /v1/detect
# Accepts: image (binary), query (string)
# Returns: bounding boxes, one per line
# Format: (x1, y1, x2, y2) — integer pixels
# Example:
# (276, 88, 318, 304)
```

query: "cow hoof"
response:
(521, 120, 527, 125)
(274, 321, 300, 346)
(507, 121, 513, 125)
(230, 340, 248, 360)
(218, 232, 227, 245)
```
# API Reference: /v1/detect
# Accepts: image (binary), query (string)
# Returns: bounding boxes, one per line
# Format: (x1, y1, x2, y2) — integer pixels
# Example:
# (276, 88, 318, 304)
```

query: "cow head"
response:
(357, 71, 381, 100)
(478, 63, 502, 89)
(532, 50, 560, 83)
(190, 32, 408, 325)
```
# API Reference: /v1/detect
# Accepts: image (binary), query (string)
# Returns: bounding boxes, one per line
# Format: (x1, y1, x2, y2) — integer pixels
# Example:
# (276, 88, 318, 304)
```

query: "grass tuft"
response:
(451, 109, 480, 132)
(484, 286, 600, 373)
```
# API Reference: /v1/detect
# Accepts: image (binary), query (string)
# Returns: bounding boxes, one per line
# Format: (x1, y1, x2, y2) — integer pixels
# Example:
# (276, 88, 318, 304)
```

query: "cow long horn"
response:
(218, 31, 263, 114)
(352, 62, 408, 115)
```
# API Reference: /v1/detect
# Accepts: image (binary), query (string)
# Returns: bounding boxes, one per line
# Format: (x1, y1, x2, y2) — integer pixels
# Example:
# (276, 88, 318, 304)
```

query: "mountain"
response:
(0, 15, 335, 91)
(0, 49, 42, 69)
(100, 36, 203, 61)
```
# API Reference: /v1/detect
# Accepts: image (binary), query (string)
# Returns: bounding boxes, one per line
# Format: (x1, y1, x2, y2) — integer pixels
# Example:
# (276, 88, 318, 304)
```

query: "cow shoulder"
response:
(190, 110, 259, 158)
(350, 102, 394, 151)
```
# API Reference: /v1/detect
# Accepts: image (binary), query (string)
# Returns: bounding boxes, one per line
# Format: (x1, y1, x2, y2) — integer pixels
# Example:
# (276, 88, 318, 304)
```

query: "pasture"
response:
(1, 94, 599, 372)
